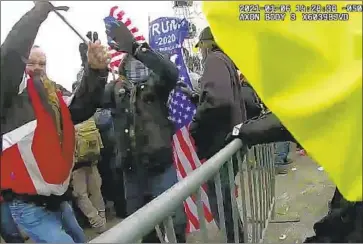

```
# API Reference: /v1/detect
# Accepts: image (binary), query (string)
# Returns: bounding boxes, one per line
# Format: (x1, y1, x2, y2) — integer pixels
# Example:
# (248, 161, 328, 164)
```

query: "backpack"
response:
(74, 117, 103, 163)
(94, 109, 115, 149)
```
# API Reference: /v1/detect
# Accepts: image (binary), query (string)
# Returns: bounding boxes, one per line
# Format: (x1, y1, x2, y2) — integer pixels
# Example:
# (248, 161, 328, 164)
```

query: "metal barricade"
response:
(90, 139, 275, 243)
(238, 144, 276, 243)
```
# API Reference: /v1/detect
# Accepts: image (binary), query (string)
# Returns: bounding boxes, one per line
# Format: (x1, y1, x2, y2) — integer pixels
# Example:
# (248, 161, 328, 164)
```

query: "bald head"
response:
(26, 46, 47, 76)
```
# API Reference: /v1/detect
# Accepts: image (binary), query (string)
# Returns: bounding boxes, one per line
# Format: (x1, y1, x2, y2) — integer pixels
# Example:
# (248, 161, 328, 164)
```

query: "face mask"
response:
(123, 57, 150, 83)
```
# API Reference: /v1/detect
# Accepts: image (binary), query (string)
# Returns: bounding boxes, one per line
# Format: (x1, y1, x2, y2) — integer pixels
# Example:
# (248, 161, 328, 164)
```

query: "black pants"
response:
(123, 164, 187, 243)
(305, 187, 363, 243)
(329, 187, 344, 210)
(98, 149, 127, 218)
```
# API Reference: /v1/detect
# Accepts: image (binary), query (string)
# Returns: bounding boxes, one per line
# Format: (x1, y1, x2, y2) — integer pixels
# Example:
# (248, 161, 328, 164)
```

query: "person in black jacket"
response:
(231, 112, 363, 243)
(102, 19, 186, 243)
(0, 2, 109, 243)
(190, 26, 247, 243)
(190, 27, 247, 160)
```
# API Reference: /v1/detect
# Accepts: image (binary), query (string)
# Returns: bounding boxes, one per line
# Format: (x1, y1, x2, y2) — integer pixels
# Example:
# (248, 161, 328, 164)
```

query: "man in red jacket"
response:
(0, 2, 110, 243)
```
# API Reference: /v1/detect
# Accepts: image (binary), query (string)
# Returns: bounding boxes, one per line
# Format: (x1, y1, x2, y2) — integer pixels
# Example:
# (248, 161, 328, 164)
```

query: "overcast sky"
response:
(1, 1, 201, 90)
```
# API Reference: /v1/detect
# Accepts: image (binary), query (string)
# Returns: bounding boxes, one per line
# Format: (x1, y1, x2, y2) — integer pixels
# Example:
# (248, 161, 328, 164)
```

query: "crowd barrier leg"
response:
(235, 144, 276, 243)
(195, 187, 208, 242)
(214, 171, 227, 242)
(237, 150, 249, 244)
(228, 158, 241, 243)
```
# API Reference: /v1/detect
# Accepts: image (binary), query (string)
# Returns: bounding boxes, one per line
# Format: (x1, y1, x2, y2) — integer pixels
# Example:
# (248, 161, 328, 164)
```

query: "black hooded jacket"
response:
(103, 44, 178, 172)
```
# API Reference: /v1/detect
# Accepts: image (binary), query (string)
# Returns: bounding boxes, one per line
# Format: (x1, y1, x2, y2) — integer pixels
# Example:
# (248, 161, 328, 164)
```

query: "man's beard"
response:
(34, 70, 45, 77)
(27, 69, 45, 78)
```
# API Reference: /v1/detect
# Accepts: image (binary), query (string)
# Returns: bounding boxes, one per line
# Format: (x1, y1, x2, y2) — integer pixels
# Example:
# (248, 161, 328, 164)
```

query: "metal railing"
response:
(90, 139, 275, 243)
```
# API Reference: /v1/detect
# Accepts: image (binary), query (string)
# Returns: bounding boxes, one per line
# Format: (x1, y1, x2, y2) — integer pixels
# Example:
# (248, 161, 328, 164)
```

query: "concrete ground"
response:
(263, 154, 335, 244)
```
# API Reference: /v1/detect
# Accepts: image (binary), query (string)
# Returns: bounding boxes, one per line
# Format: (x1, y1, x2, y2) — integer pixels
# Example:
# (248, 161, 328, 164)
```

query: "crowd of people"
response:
(0, 1, 361, 243)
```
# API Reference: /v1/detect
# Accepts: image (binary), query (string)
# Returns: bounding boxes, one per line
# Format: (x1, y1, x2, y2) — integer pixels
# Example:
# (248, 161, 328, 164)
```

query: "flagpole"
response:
(33, 2, 88, 43)
(148, 14, 151, 42)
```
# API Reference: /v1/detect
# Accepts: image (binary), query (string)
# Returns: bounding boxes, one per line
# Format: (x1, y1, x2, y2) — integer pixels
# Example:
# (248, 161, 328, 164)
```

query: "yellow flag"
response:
(203, 2, 362, 201)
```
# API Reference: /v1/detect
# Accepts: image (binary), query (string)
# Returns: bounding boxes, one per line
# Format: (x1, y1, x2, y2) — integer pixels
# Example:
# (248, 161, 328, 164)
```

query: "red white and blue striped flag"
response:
(106, 6, 145, 75)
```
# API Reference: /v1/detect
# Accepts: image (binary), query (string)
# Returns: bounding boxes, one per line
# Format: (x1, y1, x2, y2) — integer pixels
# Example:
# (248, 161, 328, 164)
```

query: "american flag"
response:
(167, 48, 215, 233)
(105, 6, 146, 75)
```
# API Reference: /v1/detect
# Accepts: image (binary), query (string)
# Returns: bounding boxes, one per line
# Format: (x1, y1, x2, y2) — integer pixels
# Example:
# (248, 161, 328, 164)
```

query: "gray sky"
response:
(1, 1, 188, 90)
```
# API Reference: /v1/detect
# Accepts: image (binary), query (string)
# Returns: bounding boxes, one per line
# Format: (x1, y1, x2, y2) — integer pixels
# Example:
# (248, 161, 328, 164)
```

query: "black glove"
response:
(226, 112, 295, 147)
(86, 31, 99, 43)
(105, 17, 137, 54)
(190, 93, 199, 105)
(79, 31, 99, 67)
(177, 82, 200, 105)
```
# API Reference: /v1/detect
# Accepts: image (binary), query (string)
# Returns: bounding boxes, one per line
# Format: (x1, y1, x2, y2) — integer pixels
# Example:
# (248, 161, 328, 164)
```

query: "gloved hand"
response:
(104, 16, 136, 54)
(225, 112, 294, 147)
(79, 31, 99, 67)
(177, 82, 200, 105)
(225, 123, 244, 144)
(86, 31, 99, 43)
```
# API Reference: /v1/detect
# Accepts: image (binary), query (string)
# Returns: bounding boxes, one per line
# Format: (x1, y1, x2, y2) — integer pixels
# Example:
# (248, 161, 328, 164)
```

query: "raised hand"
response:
(87, 40, 111, 70)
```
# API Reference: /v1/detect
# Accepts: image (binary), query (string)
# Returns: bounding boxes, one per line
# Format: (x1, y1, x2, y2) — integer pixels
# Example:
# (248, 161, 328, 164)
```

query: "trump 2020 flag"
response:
(203, 1, 362, 201)
(149, 17, 214, 232)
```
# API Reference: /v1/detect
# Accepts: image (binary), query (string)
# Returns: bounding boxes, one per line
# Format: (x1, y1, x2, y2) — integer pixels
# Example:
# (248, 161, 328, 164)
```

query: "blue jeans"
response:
(274, 142, 290, 165)
(59, 201, 87, 243)
(8, 200, 84, 243)
(0, 202, 24, 243)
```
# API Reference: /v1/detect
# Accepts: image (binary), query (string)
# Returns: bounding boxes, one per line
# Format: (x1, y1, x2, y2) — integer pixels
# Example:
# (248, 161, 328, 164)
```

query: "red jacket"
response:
(1, 75, 75, 196)
(0, 4, 107, 197)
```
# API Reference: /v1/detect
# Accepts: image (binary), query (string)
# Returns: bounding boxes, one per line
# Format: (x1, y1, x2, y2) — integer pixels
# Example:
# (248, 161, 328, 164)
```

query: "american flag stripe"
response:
(172, 127, 214, 232)
(109, 6, 146, 42)
(107, 46, 125, 75)
(109, 6, 125, 20)
(178, 127, 213, 199)
(181, 129, 211, 194)
(173, 150, 200, 230)
(176, 132, 197, 169)
(106, 7, 146, 74)
(183, 201, 199, 231)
